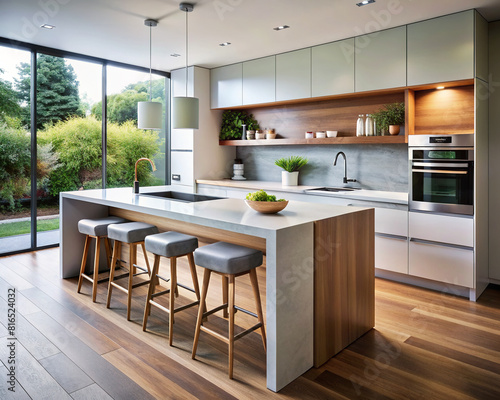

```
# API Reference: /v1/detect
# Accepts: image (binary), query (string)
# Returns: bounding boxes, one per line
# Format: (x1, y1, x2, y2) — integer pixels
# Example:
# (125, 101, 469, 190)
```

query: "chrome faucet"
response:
(333, 151, 357, 185)
(134, 158, 156, 193)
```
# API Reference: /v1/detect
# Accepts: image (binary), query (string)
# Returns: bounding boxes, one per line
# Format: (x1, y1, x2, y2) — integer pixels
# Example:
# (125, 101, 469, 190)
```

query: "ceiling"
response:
(1, 0, 500, 73)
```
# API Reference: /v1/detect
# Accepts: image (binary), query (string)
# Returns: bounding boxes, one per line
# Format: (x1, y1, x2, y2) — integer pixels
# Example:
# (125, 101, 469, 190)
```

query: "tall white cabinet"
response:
(171, 66, 235, 189)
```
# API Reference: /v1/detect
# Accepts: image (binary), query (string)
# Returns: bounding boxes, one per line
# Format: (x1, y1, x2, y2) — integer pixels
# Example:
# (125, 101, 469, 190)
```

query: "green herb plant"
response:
(372, 102, 405, 134)
(220, 110, 260, 140)
(246, 189, 285, 202)
(274, 156, 308, 173)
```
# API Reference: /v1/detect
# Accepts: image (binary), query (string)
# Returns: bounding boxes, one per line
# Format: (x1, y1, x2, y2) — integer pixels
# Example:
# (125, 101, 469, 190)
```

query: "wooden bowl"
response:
(245, 200, 289, 214)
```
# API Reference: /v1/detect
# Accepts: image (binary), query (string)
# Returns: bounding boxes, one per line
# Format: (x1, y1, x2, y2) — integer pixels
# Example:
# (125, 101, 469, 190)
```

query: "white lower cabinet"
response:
(409, 240, 473, 288)
(375, 235, 408, 274)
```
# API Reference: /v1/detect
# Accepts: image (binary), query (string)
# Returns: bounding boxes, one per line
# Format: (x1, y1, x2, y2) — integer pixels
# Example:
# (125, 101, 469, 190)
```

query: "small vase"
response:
(389, 125, 400, 135)
(282, 171, 299, 186)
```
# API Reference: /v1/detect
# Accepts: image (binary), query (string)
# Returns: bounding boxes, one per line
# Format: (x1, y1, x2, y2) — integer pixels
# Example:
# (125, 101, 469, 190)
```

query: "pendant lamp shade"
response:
(173, 2, 199, 129)
(172, 96, 199, 129)
(138, 101, 162, 130)
(138, 18, 162, 130)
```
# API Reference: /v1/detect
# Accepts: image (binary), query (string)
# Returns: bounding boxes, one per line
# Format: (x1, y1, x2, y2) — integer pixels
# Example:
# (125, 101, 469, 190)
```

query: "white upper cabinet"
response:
(407, 10, 474, 86)
(210, 63, 242, 109)
(355, 26, 406, 92)
(312, 38, 355, 97)
(276, 48, 311, 101)
(242, 56, 276, 105)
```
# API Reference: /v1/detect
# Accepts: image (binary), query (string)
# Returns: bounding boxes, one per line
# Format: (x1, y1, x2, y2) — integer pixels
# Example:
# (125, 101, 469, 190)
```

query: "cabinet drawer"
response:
(409, 241, 473, 287)
(375, 208, 408, 237)
(409, 212, 473, 247)
(375, 235, 408, 274)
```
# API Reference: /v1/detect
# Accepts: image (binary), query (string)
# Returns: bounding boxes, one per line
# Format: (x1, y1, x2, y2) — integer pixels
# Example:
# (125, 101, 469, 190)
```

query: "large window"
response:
(0, 45, 32, 254)
(0, 42, 169, 256)
(106, 65, 166, 189)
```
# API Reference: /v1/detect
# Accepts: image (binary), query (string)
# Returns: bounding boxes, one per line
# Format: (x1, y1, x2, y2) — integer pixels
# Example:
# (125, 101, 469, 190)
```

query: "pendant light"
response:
(138, 19, 162, 130)
(172, 2, 199, 129)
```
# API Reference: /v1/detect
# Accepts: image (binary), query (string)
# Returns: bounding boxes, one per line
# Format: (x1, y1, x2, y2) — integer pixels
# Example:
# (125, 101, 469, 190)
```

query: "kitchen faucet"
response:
(333, 151, 357, 185)
(134, 158, 156, 193)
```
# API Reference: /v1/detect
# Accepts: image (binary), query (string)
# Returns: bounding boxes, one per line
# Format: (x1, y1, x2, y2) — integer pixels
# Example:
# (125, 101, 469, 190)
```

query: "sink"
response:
(138, 191, 223, 202)
(309, 187, 361, 192)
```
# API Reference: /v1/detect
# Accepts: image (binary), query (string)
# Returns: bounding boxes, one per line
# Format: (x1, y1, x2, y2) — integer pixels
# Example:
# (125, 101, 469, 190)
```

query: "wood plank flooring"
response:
(1, 247, 500, 399)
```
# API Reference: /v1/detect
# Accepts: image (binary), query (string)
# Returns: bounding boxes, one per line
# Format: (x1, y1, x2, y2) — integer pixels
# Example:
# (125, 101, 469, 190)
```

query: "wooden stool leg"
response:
(228, 274, 236, 379)
(143, 254, 160, 331)
(127, 243, 136, 321)
(222, 275, 229, 318)
(187, 253, 201, 299)
(169, 257, 177, 346)
(77, 236, 91, 293)
(106, 241, 121, 308)
(92, 237, 101, 302)
(250, 268, 266, 351)
(104, 237, 112, 269)
(192, 269, 211, 359)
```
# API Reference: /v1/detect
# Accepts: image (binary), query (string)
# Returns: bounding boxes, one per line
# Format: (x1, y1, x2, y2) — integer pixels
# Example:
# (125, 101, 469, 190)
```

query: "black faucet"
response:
(333, 151, 357, 184)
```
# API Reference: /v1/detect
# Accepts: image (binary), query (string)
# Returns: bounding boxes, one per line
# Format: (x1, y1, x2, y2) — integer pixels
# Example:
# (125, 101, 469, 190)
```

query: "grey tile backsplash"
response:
(236, 144, 408, 192)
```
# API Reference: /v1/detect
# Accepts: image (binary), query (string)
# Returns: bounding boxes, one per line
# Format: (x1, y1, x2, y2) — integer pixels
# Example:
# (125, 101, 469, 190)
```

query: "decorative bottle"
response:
(356, 114, 365, 137)
(365, 114, 374, 136)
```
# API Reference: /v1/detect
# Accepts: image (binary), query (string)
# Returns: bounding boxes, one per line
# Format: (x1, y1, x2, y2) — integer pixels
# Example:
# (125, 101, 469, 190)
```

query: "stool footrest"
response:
(172, 300, 199, 313)
(234, 305, 257, 318)
(176, 282, 196, 294)
(203, 304, 228, 319)
(151, 289, 170, 298)
(200, 325, 229, 344)
(81, 274, 94, 283)
(234, 322, 263, 342)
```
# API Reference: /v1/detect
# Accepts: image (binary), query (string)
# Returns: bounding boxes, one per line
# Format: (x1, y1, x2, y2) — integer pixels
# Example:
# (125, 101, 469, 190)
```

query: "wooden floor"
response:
(1, 248, 500, 399)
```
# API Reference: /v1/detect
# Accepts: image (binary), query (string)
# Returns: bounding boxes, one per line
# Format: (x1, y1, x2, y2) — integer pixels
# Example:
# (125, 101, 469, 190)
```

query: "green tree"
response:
(16, 54, 83, 129)
(0, 68, 21, 123)
(91, 78, 164, 124)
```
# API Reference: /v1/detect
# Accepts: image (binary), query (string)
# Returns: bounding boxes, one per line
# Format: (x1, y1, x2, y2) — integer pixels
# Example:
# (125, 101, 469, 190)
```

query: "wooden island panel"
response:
(313, 208, 375, 367)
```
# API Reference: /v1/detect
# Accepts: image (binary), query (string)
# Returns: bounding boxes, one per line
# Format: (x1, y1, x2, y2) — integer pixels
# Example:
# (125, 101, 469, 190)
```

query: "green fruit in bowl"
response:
(246, 189, 286, 202)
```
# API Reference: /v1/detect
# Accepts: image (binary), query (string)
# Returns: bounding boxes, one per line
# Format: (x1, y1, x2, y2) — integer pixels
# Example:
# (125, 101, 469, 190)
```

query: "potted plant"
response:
(219, 110, 260, 140)
(275, 156, 308, 186)
(373, 102, 405, 136)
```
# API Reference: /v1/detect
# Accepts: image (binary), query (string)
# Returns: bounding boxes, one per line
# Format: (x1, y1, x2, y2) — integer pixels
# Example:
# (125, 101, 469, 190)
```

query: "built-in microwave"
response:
(409, 134, 474, 215)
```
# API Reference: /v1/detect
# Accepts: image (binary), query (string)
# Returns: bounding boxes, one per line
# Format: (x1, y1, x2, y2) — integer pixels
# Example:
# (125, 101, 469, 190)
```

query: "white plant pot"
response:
(282, 171, 299, 186)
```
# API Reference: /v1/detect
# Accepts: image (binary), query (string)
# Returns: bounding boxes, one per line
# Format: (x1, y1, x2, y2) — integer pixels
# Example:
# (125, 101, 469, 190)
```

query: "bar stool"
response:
(191, 242, 266, 379)
(77, 216, 127, 302)
(142, 231, 200, 346)
(106, 221, 159, 320)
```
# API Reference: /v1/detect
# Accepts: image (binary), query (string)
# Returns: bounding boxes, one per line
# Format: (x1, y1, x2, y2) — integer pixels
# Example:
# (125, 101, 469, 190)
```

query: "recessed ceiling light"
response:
(273, 25, 290, 31)
(356, 0, 375, 6)
(436, 86, 445, 90)
(170, 53, 181, 57)
(40, 24, 55, 29)
(219, 42, 231, 47)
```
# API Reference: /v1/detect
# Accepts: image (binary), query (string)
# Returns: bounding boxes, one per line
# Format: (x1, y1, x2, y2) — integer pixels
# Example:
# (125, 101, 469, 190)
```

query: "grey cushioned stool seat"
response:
(77, 216, 127, 302)
(107, 221, 158, 244)
(78, 216, 126, 237)
(193, 241, 263, 275)
(145, 231, 198, 258)
(106, 222, 159, 321)
(143, 231, 201, 346)
(192, 242, 266, 379)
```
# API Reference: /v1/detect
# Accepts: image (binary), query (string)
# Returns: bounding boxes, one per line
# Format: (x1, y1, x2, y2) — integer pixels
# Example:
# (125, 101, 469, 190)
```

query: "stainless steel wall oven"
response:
(409, 134, 474, 215)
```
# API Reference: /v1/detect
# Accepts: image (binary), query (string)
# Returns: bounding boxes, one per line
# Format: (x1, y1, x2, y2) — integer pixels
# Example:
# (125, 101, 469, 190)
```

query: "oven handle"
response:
(412, 169, 468, 175)
(412, 162, 470, 168)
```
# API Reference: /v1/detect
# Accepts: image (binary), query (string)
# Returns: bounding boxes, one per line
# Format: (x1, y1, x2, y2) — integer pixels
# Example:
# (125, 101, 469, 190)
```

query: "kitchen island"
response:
(60, 186, 374, 392)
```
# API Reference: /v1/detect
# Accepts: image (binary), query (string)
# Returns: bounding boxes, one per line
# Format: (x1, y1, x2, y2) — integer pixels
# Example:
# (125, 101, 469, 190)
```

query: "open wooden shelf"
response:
(220, 135, 406, 146)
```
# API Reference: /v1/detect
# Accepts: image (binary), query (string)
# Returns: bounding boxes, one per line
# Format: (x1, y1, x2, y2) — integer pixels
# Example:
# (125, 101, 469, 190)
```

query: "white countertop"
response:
(62, 186, 367, 236)
(196, 179, 408, 205)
